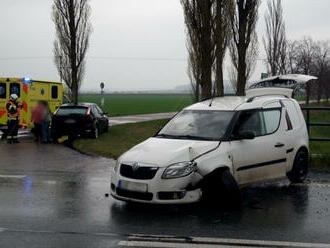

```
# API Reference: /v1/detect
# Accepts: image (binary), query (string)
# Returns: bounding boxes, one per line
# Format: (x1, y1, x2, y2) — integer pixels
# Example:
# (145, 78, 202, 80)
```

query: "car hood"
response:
(119, 137, 219, 168)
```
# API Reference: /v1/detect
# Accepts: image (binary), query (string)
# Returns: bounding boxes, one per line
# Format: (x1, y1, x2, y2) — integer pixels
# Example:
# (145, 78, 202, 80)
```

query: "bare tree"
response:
(230, 0, 260, 96)
(53, 0, 92, 104)
(324, 67, 330, 102)
(229, 31, 259, 92)
(286, 40, 299, 74)
(263, 0, 287, 76)
(213, 0, 234, 96)
(313, 41, 330, 103)
(181, 0, 214, 101)
(294, 37, 318, 104)
(187, 43, 201, 102)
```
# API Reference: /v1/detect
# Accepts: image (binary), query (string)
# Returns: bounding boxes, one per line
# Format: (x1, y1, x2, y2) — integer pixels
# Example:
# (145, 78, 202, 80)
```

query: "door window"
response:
(0, 83, 6, 98)
(92, 106, 101, 118)
(234, 109, 281, 137)
(263, 110, 281, 134)
(95, 105, 104, 115)
(234, 110, 265, 137)
(10, 83, 20, 97)
(51, 86, 58, 99)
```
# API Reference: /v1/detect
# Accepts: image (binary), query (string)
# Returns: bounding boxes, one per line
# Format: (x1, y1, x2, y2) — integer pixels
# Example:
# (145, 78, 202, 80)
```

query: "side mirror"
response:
(237, 131, 255, 140)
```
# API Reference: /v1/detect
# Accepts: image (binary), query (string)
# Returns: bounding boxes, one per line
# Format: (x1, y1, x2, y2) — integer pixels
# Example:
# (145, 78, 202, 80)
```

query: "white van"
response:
(110, 75, 315, 204)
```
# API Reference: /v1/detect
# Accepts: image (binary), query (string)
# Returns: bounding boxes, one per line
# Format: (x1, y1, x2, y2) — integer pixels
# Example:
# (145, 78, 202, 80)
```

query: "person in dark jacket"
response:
(41, 101, 52, 143)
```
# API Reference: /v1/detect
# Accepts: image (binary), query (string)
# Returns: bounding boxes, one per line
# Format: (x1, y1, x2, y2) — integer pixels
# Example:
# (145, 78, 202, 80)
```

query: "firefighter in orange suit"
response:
(6, 94, 21, 144)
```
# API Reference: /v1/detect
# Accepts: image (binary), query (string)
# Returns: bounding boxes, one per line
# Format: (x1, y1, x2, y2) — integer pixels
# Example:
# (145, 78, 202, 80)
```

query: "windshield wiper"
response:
(173, 135, 213, 141)
(155, 133, 176, 138)
(156, 134, 215, 141)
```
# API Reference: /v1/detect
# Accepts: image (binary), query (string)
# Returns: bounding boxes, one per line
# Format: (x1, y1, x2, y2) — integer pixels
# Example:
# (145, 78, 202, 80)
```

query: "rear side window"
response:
(56, 107, 87, 116)
(51, 86, 58, 99)
(10, 83, 20, 97)
(282, 100, 300, 128)
(285, 111, 293, 131)
(0, 83, 6, 98)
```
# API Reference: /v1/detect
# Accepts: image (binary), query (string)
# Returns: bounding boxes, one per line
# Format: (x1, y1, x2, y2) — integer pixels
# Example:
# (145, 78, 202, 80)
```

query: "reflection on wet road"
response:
(0, 138, 330, 247)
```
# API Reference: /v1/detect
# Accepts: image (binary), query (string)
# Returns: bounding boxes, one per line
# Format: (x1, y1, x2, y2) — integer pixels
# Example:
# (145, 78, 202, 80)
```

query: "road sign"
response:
(100, 82, 105, 107)
(261, 73, 268, 79)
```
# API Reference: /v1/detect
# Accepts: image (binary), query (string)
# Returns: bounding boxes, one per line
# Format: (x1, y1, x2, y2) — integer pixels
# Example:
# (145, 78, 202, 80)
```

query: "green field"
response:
(79, 94, 193, 116)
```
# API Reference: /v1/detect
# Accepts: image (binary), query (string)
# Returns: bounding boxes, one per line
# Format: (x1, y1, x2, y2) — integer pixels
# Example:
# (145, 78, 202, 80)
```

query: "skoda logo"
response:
(132, 162, 140, 171)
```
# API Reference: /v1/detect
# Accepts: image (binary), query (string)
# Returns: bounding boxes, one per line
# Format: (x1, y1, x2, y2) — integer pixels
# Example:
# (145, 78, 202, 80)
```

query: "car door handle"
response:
(275, 143, 285, 148)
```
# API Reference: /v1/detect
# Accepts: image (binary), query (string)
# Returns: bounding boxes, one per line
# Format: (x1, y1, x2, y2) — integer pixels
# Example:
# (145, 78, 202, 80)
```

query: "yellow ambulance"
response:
(0, 77, 63, 134)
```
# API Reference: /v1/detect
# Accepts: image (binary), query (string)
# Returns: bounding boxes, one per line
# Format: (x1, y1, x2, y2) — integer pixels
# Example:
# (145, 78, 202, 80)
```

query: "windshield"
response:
(157, 110, 235, 140)
(56, 107, 88, 116)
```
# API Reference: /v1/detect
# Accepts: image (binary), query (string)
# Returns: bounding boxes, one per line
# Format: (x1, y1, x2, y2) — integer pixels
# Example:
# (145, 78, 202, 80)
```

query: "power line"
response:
(0, 56, 187, 62)
(89, 56, 187, 61)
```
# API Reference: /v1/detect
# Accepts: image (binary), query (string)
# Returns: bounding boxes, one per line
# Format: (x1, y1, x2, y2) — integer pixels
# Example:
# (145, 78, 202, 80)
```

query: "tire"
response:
(92, 125, 99, 139)
(1, 129, 8, 140)
(287, 149, 309, 183)
(202, 169, 241, 206)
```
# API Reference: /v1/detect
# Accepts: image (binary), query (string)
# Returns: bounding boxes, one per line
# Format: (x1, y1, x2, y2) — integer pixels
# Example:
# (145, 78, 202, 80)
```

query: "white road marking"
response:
(0, 175, 26, 179)
(194, 237, 330, 248)
(0, 228, 7, 232)
(118, 241, 253, 248)
(120, 235, 330, 248)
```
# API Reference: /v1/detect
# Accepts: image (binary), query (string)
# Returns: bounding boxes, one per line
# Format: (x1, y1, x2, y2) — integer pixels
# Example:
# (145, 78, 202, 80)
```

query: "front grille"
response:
(116, 188, 153, 201)
(120, 164, 158, 180)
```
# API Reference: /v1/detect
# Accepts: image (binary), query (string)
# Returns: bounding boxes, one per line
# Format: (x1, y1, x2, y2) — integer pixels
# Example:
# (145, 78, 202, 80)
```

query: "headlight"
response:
(114, 160, 120, 173)
(162, 161, 197, 179)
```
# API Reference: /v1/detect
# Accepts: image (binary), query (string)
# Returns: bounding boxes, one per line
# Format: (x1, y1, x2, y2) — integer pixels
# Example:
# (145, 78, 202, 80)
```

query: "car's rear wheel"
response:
(202, 169, 241, 206)
(287, 149, 309, 183)
(0, 129, 7, 140)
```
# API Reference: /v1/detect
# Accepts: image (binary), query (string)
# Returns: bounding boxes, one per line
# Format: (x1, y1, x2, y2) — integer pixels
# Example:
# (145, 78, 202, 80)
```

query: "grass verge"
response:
(304, 103, 330, 168)
(73, 119, 168, 159)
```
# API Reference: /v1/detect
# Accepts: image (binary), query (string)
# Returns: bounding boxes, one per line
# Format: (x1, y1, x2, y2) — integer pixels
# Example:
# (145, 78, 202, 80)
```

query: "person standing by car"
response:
(6, 94, 21, 144)
(41, 101, 52, 143)
(31, 101, 44, 142)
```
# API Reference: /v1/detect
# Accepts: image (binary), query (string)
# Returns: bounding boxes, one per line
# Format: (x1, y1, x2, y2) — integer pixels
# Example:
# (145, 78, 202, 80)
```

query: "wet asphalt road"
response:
(1, 137, 330, 247)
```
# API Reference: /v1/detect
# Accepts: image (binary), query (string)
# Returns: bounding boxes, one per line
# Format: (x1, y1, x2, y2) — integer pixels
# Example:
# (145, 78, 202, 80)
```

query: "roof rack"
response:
(246, 94, 288, 103)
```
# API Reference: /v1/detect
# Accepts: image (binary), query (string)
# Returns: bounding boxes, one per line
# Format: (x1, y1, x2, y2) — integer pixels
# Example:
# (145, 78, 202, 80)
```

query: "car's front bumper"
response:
(110, 169, 203, 204)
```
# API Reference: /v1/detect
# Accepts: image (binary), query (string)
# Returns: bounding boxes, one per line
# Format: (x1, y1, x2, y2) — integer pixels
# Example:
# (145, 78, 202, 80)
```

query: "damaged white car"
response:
(110, 75, 315, 204)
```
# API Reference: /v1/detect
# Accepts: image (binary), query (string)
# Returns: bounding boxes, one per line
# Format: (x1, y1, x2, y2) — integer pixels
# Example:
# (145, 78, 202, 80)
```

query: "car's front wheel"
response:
(287, 149, 309, 183)
(202, 169, 241, 206)
(92, 125, 99, 139)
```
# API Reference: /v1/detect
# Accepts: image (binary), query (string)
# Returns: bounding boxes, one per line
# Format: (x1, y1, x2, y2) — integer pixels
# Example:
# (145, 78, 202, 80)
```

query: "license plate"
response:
(65, 119, 76, 124)
(118, 180, 148, 193)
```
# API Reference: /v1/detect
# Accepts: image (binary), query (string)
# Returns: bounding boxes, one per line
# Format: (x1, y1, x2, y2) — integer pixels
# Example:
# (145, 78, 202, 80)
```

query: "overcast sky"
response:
(0, 0, 330, 92)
